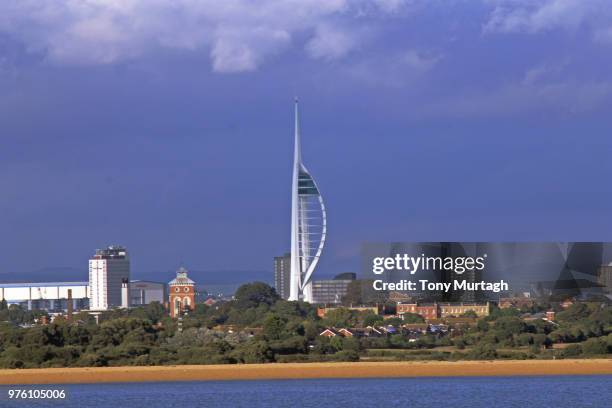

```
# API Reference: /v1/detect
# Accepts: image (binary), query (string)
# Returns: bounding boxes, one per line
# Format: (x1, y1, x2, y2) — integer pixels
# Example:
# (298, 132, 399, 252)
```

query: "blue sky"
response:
(1, 0, 612, 282)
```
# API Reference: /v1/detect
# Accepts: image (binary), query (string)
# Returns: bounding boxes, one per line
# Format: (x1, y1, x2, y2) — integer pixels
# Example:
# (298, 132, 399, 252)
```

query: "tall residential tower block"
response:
(89, 245, 130, 310)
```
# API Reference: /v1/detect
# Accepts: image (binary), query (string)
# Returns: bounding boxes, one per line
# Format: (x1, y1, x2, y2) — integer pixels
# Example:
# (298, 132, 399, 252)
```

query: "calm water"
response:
(1, 376, 610, 408)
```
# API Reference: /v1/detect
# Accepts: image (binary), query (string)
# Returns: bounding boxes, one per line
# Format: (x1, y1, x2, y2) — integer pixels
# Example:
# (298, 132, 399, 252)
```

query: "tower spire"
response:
(289, 98, 327, 303)
(294, 97, 301, 165)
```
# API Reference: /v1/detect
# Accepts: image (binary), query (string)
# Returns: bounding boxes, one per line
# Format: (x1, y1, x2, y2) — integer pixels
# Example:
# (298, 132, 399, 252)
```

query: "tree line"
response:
(0, 282, 610, 368)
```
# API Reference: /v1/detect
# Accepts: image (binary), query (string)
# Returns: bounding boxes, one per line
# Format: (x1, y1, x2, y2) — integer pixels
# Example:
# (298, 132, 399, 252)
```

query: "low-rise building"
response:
(319, 328, 340, 337)
(397, 303, 438, 320)
(397, 302, 490, 320)
(316, 305, 380, 318)
(439, 302, 489, 318)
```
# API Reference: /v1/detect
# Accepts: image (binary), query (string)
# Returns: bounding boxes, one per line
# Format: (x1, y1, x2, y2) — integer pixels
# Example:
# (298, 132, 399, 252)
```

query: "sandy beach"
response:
(0, 359, 611, 384)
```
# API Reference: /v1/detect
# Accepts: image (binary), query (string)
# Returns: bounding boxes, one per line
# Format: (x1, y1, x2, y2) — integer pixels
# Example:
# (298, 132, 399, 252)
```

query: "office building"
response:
(289, 99, 327, 303)
(89, 245, 130, 310)
(311, 273, 356, 304)
(274, 253, 291, 300)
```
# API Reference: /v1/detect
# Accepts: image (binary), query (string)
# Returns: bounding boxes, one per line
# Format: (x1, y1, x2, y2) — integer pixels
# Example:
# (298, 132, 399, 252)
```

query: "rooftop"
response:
(93, 245, 128, 259)
(169, 267, 195, 286)
(0, 282, 89, 288)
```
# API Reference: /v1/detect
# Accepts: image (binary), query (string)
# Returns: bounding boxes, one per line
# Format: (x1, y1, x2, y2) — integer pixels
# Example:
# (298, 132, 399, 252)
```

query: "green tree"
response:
(363, 313, 384, 327)
(330, 336, 344, 351)
(401, 313, 425, 324)
(232, 340, 274, 363)
(263, 315, 286, 340)
(477, 319, 489, 332)
(333, 350, 359, 361)
(467, 344, 498, 360)
(560, 344, 582, 358)
(234, 282, 279, 308)
(581, 338, 607, 355)
(384, 317, 404, 327)
(323, 308, 356, 328)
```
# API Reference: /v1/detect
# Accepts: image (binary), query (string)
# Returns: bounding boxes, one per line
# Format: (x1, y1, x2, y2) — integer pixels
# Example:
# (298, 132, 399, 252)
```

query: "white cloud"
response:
(0, 0, 409, 73)
(306, 24, 359, 60)
(483, 0, 612, 39)
(211, 27, 291, 73)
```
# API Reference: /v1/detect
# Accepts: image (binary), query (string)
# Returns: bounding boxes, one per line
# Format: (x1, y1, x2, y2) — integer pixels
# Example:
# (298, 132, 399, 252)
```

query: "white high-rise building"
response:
(89, 245, 130, 310)
(289, 99, 327, 303)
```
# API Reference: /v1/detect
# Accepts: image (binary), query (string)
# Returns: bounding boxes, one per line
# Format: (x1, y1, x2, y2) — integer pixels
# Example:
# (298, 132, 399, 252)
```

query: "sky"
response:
(1, 0, 612, 284)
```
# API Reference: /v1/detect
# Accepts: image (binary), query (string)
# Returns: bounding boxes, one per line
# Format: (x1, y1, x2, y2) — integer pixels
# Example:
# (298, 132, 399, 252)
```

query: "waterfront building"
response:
(289, 99, 327, 303)
(168, 267, 196, 318)
(0, 281, 88, 311)
(274, 253, 291, 300)
(0, 278, 164, 311)
(89, 245, 130, 311)
(311, 273, 356, 304)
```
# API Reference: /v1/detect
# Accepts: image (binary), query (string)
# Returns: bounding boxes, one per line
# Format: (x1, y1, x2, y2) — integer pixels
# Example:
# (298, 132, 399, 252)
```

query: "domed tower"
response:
(168, 267, 196, 318)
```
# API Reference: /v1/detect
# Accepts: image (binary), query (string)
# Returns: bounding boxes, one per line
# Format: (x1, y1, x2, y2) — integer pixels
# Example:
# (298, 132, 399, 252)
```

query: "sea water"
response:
(1, 375, 610, 408)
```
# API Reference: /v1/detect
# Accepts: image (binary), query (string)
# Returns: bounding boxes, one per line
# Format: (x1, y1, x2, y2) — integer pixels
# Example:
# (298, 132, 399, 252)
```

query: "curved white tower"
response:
(289, 99, 327, 303)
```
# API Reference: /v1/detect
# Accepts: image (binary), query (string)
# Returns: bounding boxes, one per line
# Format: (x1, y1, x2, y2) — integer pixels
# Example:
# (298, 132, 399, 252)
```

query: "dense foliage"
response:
(0, 284, 610, 368)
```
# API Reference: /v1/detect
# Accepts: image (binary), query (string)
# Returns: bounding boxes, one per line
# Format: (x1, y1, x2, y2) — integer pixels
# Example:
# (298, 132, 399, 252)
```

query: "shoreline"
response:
(1, 359, 611, 384)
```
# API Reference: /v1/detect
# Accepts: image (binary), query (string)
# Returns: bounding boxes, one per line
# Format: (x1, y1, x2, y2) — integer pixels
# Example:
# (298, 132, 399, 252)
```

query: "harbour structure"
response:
(0, 281, 88, 311)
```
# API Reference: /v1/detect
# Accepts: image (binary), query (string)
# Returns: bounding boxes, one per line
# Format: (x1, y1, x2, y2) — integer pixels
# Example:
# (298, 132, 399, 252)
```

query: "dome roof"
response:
(169, 266, 195, 285)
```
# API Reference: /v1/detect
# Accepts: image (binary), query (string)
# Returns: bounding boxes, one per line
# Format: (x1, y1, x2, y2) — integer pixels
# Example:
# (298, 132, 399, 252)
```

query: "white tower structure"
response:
(289, 99, 327, 303)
